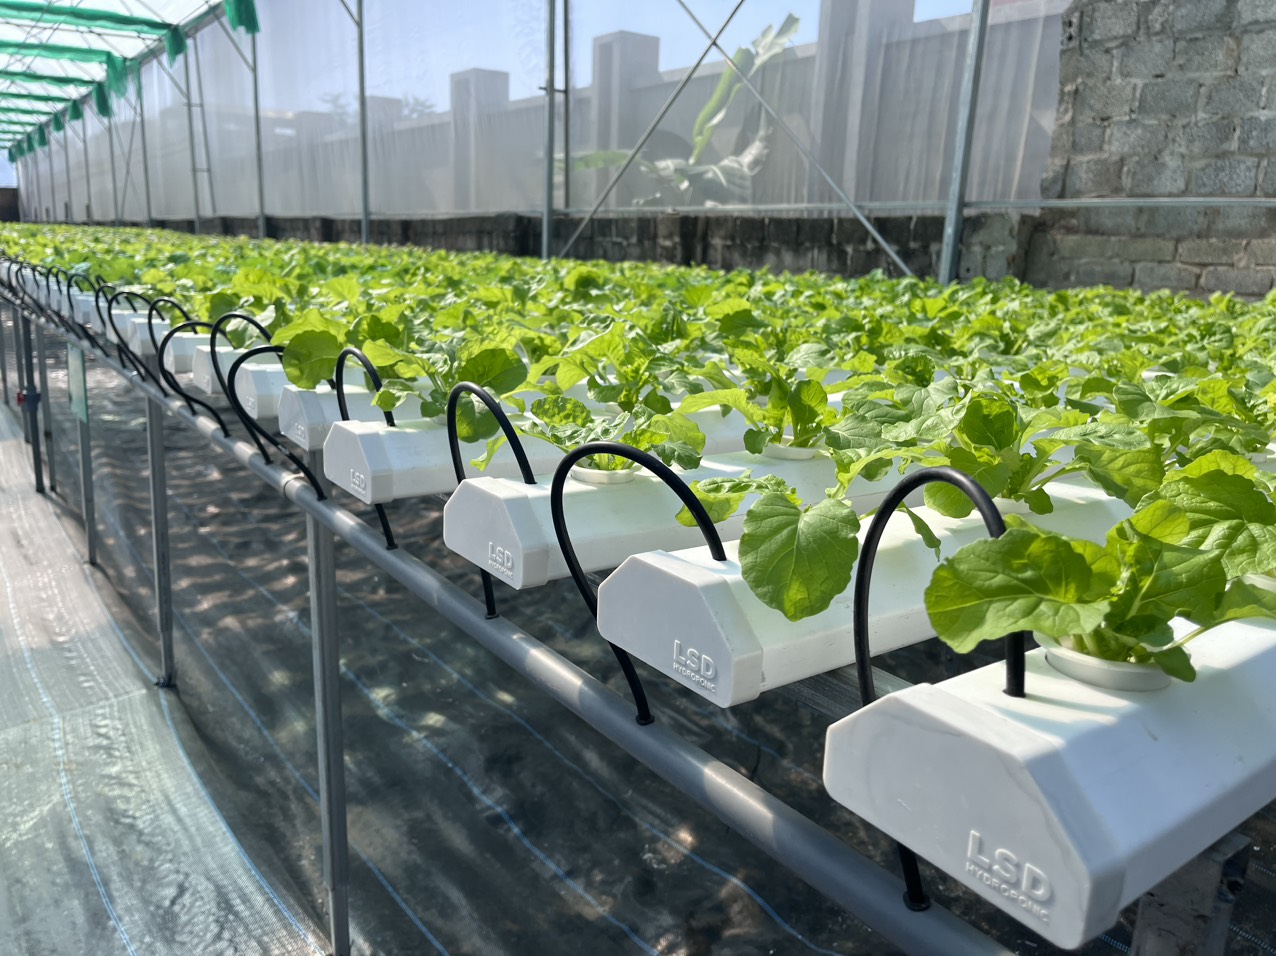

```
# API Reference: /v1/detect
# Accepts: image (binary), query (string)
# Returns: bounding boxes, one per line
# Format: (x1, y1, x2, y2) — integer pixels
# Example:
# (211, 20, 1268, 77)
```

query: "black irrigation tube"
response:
(8, 303, 1015, 956)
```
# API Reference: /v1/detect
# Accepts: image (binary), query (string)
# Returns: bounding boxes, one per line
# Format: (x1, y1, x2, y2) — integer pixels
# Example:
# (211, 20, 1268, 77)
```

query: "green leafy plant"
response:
(924, 487, 1276, 682)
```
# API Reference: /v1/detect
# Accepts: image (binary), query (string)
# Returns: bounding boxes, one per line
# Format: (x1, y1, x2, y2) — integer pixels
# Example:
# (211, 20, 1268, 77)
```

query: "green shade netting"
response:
(34, 124, 46, 147)
(0, 41, 129, 94)
(0, 68, 93, 89)
(6, 147, 13, 163)
(0, 3, 186, 62)
(0, 91, 72, 105)
(0, 105, 50, 116)
(24, 133, 32, 152)
(224, 0, 259, 34)
(92, 82, 110, 118)
(67, 100, 82, 121)
(51, 111, 63, 132)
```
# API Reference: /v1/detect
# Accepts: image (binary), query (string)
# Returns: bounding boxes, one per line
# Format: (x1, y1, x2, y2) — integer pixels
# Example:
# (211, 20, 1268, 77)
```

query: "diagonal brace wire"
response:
(558, 0, 746, 258)
(673, 0, 913, 277)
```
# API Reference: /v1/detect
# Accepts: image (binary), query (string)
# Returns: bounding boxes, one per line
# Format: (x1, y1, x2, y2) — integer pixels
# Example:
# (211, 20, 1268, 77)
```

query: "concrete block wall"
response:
(1038, 0, 1276, 296)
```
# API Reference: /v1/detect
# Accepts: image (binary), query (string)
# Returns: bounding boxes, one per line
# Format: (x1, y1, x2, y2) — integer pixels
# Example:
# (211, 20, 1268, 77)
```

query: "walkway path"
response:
(0, 406, 325, 956)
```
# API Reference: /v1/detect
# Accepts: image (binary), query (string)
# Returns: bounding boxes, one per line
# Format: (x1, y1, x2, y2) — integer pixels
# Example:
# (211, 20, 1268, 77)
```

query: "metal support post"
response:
(106, 114, 121, 226)
(81, 124, 95, 223)
(34, 324, 56, 494)
(71, 348, 96, 566)
(137, 78, 154, 225)
(13, 307, 28, 439)
(0, 307, 8, 406)
(542, 0, 556, 258)
(304, 449, 351, 956)
(17, 311, 43, 493)
(938, 0, 991, 285)
(62, 127, 73, 222)
(563, 0, 571, 211)
(79, 414, 97, 565)
(146, 398, 175, 685)
(183, 52, 203, 234)
(46, 142, 57, 222)
(356, 0, 370, 244)
(32, 151, 42, 221)
(251, 32, 266, 239)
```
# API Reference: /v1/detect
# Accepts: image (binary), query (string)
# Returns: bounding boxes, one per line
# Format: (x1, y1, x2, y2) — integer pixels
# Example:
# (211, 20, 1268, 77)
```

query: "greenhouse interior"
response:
(0, 0, 1275, 954)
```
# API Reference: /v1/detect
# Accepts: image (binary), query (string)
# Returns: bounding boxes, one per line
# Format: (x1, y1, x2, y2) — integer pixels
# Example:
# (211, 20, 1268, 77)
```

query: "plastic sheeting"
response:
(14, 0, 1075, 221)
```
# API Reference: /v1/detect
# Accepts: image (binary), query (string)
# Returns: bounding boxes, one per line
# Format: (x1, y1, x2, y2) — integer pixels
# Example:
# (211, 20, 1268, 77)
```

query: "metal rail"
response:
(5, 290, 1014, 956)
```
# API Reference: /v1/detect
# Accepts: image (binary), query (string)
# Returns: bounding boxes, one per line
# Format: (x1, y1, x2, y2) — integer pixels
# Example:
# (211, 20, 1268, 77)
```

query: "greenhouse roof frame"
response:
(0, 1, 258, 156)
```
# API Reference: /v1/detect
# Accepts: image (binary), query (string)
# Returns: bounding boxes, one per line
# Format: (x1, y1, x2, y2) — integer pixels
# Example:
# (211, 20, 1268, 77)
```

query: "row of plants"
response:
(5, 223, 1276, 683)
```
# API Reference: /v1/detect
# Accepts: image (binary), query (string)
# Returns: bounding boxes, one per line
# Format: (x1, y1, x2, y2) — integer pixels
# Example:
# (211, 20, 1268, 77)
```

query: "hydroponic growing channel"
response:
(2, 223, 1276, 956)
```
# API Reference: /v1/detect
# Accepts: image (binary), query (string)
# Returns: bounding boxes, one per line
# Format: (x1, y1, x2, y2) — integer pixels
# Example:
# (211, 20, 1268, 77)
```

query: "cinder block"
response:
(1134, 262, 1200, 291)
(1118, 40, 1176, 78)
(1110, 121, 1169, 154)
(1067, 158, 1125, 196)
(1076, 259, 1134, 287)
(1060, 49, 1114, 88)
(1240, 29, 1276, 71)
(1128, 158, 1188, 196)
(1079, 206, 1141, 234)
(1086, 2, 1139, 40)
(1138, 78, 1200, 117)
(1201, 266, 1274, 295)
(1238, 0, 1276, 26)
(1239, 116, 1276, 151)
(1179, 238, 1245, 264)
(1140, 206, 1210, 238)
(1055, 234, 1117, 258)
(1073, 121, 1108, 153)
(1192, 158, 1259, 194)
(1173, 0, 1233, 33)
(1123, 237, 1178, 261)
(1180, 117, 1239, 154)
(1204, 78, 1265, 115)
(1076, 80, 1136, 122)
(1174, 36, 1239, 74)
(1248, 239, 1276, 264)
(1210, 205, 1276, 238)
(833, 217, 869, 247)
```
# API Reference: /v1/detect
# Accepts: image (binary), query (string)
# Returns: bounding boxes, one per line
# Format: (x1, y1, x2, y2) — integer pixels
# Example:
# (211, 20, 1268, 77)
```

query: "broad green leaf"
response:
(1075, 444, 1166, 506)
(530, 395, 593, 428)
(272, 308, 348, 347)
(739, 494, 860, 621)
(1179, 449, 1257, 480)
(361, 339, 430, 379)
(1200, 578, 1276, 627)
(457, 347, 528, 396)
(372, 379, 420, 412)
(676, 471, 795, 526)
(281, 329, 343, 390)
(675, 387, 760, 424)
(925, 528, 1113, 653)
(1152, 472, 1276, 576)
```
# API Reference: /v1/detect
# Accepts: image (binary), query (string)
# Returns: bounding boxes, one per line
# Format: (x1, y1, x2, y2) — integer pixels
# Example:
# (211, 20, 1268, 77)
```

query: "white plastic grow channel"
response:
(101, 310, 149, 345)
(277, 383, 425, 452)
(233, 364, 293, 421)
(67, 291, 97, 326)
(822, 620, 1276, 949)
(188, 345, 272, 396)
(595, 484, 1131, 708)
(123, 317, 170, 358)
(322, 418, 566, 505)
(160, 333, 204, 375)
(444, 450, 896, 590)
